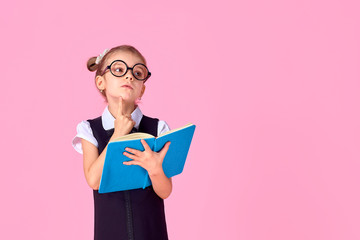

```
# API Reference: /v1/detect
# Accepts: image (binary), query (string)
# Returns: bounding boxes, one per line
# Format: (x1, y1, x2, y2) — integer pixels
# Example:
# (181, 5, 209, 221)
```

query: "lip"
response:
(121, 85, 133, 89)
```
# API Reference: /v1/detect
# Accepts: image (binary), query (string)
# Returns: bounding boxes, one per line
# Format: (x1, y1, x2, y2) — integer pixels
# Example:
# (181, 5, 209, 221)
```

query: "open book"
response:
(99, 123, 196, 193)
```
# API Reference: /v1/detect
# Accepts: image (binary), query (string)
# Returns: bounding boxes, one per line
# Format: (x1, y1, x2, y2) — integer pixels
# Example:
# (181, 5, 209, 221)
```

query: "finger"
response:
(141, 139, 152, 151)
(123, 151, 140, 160)
(159, 141, 171, 157)
(123, 160, 143, 167)
(117, 97, 124, 117)
(124, 147, 142, 156)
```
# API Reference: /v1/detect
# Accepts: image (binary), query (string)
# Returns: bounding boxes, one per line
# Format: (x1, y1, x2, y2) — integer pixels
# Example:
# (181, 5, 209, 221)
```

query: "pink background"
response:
(1, 0, 359, 239)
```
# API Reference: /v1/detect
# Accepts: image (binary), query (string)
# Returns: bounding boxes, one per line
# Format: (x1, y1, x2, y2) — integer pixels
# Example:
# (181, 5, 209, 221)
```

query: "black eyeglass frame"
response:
(101, 60, 151, 81)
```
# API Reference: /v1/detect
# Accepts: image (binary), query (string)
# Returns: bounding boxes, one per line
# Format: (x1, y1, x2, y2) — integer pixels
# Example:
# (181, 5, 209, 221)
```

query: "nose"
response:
(125, 76, 133, 81)
(124, 68, 134, 81)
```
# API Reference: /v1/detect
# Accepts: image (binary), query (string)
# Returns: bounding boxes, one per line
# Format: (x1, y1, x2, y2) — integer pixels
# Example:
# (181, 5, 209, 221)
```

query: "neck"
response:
(107, 98, 137, 118)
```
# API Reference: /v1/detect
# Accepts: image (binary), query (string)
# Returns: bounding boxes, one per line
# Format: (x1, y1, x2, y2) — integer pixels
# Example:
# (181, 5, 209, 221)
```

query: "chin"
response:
(118, 95, 137, 103)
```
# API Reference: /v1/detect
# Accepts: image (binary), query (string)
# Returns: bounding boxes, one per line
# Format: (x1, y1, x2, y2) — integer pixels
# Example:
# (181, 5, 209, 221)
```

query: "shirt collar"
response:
(101, 105, 143, 130)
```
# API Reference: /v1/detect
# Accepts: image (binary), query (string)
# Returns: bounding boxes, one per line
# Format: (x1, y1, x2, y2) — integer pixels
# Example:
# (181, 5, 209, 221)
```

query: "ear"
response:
(95, 75, 105, 90)
(140, 84, 146, 98)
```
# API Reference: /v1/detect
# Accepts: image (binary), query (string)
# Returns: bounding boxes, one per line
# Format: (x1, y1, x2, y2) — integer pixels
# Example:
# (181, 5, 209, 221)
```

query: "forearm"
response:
(149, 169, 172, 199)
(87, 149, 106, 189)
(87, 136, 118, 189)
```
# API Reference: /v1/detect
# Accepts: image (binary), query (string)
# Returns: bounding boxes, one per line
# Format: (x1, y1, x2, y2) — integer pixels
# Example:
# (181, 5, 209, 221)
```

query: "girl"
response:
(72, 45, 172, 240)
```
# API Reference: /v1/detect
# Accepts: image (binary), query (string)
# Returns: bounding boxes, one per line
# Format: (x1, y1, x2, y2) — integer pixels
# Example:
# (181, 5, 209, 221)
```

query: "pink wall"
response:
(1, 0, 359, 239)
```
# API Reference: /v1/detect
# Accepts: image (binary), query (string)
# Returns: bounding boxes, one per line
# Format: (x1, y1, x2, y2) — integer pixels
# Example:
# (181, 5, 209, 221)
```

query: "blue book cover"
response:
(99, 123, 196, 194)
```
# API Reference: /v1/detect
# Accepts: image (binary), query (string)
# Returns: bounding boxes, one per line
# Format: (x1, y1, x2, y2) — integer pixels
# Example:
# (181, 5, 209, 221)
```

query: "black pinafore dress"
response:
(87, 115, 169, 240)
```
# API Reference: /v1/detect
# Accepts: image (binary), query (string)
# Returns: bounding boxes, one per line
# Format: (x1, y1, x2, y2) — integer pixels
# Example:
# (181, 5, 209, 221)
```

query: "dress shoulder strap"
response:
(139, 115, 159, 137)
(87, 116, 111, 154)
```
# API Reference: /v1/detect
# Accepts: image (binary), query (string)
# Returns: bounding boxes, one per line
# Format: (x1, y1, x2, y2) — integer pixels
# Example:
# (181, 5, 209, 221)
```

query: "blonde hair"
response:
(86, 45, 148, 99)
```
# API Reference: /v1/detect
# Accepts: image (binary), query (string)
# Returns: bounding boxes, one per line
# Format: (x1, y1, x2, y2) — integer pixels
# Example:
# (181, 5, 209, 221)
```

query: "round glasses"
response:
(101, 60, 151, 81)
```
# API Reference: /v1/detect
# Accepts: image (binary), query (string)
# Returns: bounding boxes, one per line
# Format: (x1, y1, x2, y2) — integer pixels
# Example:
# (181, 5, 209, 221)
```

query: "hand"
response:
(123, 139, 171, 176)
(113, 97, 135, 138)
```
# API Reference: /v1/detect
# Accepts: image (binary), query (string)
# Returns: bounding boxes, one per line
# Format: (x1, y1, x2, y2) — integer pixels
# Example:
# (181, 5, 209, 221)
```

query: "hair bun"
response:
(87, 57, 98, 72)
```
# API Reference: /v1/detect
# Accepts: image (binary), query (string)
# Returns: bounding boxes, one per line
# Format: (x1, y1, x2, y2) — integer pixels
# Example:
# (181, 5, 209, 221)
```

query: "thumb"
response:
(159, 142, 171, 157)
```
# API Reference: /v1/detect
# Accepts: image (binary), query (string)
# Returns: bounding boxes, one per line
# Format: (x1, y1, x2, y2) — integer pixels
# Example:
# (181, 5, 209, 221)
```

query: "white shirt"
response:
(72, 105, 171, 154)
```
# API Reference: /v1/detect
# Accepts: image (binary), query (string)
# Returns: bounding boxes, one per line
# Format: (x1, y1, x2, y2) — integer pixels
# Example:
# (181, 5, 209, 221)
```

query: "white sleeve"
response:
(72, 120, 99, 155)
(157, 120, 171, 136)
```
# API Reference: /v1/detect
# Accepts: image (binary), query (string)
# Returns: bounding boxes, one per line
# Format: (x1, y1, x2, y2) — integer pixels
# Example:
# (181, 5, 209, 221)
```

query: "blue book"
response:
(99, 123, 196, 194)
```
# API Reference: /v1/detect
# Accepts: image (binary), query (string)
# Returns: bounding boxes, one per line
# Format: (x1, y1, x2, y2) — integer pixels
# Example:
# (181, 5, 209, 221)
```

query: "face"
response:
(96, 50, 146, 104)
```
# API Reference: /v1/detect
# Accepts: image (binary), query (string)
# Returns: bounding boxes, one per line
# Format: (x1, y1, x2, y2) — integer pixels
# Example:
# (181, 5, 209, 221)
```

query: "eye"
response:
(114, 67, 125, 73)
(134, 70, 144, 77)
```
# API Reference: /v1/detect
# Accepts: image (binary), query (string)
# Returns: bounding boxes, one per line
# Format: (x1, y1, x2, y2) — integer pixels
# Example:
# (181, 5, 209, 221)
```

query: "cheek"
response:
(104, 78, 117, 88)
(135, 84, 144, 93)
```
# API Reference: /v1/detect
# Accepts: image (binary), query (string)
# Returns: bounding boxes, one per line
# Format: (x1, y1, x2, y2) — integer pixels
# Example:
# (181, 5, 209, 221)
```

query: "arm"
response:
(149, 170, 172, 199)
(81, 138, 101, 190)
(81, 134, 124, 190)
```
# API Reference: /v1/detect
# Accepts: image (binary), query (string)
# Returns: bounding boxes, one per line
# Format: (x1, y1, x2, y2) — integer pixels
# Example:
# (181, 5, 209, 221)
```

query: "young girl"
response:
(72, 45, 172, 240)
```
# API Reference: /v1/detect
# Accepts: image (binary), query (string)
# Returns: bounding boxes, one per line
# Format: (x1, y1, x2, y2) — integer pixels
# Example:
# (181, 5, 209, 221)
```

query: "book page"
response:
(111, 132, 154, 142)
(158, 123, 194, 138)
